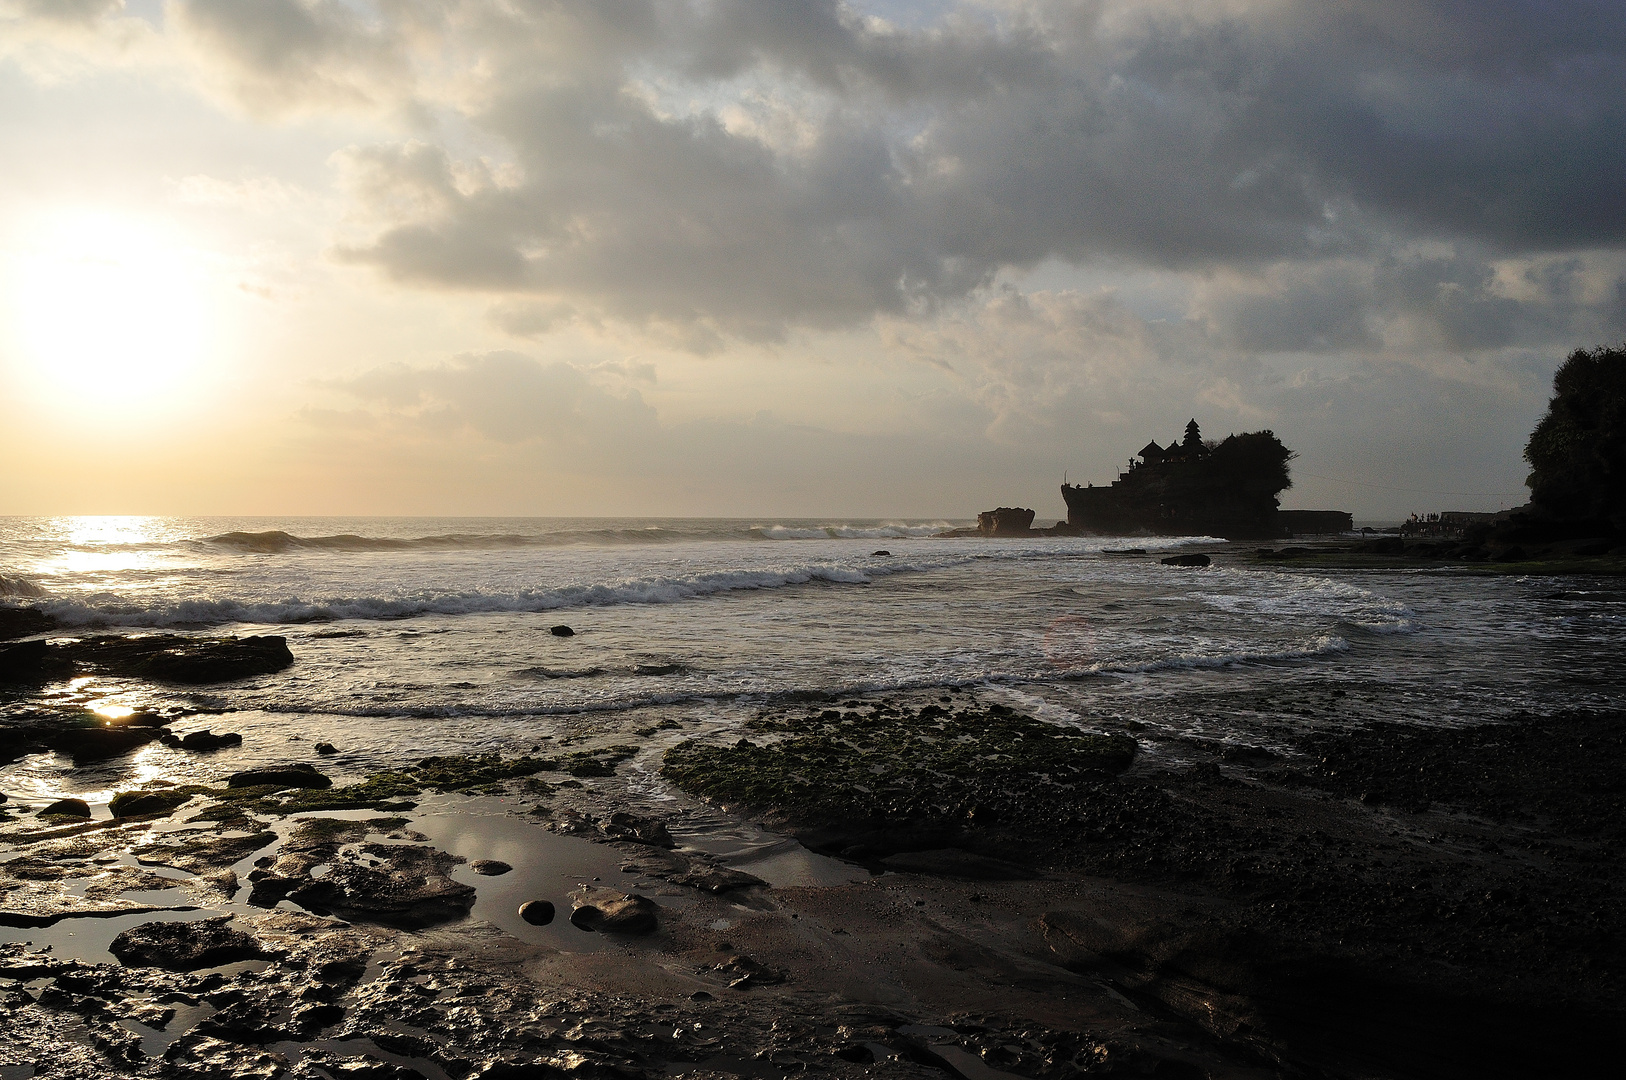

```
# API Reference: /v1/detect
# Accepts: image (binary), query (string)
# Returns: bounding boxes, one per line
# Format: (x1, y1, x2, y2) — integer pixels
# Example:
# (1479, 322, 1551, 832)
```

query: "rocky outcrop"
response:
(977, 507, 1036, 536)
(0, 606, 53, 641)
(110, 917, 268, 970)
(109, 789, 192, 819)
(1160, 553, 1212, 567)
(0, 633, 293, 686)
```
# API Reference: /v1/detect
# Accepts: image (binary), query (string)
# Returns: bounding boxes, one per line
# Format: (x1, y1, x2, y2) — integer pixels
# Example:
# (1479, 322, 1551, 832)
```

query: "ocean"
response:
(2, 515, 1623, 803)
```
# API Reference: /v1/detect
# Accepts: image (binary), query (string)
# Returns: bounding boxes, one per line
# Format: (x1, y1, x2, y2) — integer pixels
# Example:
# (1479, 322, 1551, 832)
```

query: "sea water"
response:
(1, 516, 1622, 803)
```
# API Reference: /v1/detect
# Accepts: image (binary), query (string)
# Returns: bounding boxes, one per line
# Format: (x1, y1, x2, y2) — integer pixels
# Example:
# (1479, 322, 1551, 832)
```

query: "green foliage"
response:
(1525, 344, 1626, 523)
(661, 703, 1136, 823)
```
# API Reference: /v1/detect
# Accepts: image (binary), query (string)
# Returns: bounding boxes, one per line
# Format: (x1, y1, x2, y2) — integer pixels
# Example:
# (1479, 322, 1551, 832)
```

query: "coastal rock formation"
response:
(109, 789, 192, 819)
(1063, 422, 1325, 539)
(0, 606, 53, 641)
(228, 765, 332, 790)
(39, 797, 91, 818)
(160, 729, 244, 751)
(569, 888, 658, 934)
(0, 633, 293, 686)
(110, 917, 267, 970)
(1160, 553, 1212, 567)
(976, 507, 1036, 536)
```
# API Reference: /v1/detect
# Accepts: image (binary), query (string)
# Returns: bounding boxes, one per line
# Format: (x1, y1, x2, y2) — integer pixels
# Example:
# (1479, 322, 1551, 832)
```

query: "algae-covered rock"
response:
(228, 764, 332, 790)
(109, 789, 192, 819)
(661, 702, 1136, 830)
(39, 797, 91, 819)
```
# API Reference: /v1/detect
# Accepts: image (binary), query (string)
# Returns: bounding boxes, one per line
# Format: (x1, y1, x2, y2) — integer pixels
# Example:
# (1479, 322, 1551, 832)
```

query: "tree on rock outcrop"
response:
(1524, 344, 1626, 528)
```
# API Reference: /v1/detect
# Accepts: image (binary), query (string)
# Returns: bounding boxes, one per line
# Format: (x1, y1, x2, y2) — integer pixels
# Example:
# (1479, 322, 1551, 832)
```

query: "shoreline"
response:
(2, 684, 1621, 1079)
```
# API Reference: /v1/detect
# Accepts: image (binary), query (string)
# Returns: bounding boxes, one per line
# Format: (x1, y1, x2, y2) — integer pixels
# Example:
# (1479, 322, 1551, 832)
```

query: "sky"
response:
(1, 0, 1623, 521)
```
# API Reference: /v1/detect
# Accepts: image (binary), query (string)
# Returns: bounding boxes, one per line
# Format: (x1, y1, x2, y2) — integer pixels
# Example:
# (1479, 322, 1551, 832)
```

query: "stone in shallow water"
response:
(518, 900, 556, 925)
(39, 797, 91, 818)
(471, 859, 512, 876)
(549, 624, 575, 637)
(110, 916, 267, 970)
(227, 764, 332, 790)
(570, 889, 658, 934)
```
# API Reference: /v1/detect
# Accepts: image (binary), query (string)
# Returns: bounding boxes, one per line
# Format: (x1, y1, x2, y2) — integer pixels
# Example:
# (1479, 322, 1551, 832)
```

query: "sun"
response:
(7, 210, 215, 412)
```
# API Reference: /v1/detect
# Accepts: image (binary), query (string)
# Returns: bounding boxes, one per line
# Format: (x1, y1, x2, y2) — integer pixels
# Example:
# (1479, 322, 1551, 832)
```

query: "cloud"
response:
(330, 351, 658, 447)
(169, 0, 420, 119)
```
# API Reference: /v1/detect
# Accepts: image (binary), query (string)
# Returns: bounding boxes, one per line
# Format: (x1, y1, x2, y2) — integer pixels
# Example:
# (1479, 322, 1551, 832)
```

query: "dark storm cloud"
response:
(168, 0, 1626, 338)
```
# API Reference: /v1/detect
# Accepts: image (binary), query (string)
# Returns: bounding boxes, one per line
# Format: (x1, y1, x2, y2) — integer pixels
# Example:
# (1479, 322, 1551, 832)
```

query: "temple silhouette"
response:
(1062, 421, 1347, 539)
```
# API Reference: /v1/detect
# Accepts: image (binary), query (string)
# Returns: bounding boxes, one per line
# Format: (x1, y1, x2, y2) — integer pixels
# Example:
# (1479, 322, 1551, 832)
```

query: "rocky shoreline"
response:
(0, 652, 1620, 1079)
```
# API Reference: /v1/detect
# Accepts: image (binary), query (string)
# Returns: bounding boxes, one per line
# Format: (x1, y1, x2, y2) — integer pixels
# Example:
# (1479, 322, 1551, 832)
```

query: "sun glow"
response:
(7, 211, 216, 413)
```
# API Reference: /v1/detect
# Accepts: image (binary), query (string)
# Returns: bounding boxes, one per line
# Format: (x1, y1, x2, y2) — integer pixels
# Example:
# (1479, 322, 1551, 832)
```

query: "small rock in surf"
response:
(550, 625, 575, 637)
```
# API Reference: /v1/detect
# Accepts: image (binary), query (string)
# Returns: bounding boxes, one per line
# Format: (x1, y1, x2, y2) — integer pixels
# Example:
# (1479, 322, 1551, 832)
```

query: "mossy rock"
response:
(662, 704, 1136, 827)
(110, 789, 192, 819)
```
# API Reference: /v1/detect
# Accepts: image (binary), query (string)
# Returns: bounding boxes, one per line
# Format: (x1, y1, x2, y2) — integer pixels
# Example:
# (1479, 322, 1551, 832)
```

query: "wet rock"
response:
(518, 900, 556, 925)
(709, 953, 784, 989)
(0, 605, 54, 641)
(46, 724, 165, 762)
(131, 635, 294, 683)
(1160, 553, 1212, 567)
(109, 789, 191, 819)
(0, 637, 71, 683)
(228, 764, 333, 790)
(39, 797, 91, 819)
(110, 916, 267, 970)
(601, 810, 675, 848)
(309, 843, 476, 928)
(569, 889, 658, 934)
(549, 624, 575, 637)
(165, 729, 244, 751)
(138, 829, 278, 875)
(872, 549, 891, 556)
(314, 741, 338, 755)
(471, 859, 512, 876)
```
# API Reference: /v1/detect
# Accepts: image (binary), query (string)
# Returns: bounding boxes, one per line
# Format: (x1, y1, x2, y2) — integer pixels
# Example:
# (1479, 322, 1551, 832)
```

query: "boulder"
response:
(314, 742, 338, 755)
(569, 889, 658, 934)
(110, 916, 267, 970)
(0, 606, 53, 641)
(549, 625, 575, 637)
(39, 797, 91, 818)
(977, 507, 1036, 536)
(170, 729, 243, 751)
(872, 550, 891, 557)
(518, 900, 556, 926)
(1161, 553, 1212, 567)
(228, 764, 332, 790)
(131, 636, 293, 684)
(0, 638, 72, 684)
(45, 724, 164, 762)
(109, 789, 192, 819)
(471, 860, 512, 876)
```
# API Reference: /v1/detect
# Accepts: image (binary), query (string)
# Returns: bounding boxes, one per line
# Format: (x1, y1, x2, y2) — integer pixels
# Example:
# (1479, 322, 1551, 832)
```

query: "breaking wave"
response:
(199, 522, 960, 554)
(0, 575, 46, 598)
(34, 562, 884, 629)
